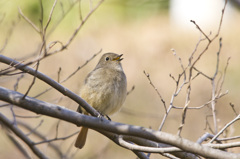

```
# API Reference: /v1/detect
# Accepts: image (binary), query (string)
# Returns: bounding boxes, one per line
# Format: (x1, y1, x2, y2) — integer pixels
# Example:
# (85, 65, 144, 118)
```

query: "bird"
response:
(75, 53, 127, 149)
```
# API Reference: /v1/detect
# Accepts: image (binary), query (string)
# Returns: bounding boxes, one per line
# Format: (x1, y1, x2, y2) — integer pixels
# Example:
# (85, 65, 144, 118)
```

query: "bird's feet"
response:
(97, 111, 111, 121)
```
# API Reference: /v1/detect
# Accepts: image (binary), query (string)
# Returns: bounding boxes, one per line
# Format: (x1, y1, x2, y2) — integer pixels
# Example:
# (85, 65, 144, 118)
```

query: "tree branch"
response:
(0, 113, 48, 159)
(0, 55, 99, 117)
(0, 86, 239, 159)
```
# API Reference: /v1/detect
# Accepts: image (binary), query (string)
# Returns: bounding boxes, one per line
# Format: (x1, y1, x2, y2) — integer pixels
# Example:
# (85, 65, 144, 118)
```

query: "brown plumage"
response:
(75, 53, 127, 149)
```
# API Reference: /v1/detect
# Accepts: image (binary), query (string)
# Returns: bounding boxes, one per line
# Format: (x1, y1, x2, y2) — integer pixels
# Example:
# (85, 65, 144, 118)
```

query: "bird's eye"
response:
(105, 57, 110, 61)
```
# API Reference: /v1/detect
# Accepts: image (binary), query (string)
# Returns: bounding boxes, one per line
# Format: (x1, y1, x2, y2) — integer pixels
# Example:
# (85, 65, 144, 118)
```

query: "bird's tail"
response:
(75, 127, 89, 149)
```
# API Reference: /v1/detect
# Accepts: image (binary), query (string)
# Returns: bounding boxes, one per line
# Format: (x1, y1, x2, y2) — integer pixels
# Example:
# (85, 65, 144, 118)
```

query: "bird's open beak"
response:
(113, 54, 123, 61)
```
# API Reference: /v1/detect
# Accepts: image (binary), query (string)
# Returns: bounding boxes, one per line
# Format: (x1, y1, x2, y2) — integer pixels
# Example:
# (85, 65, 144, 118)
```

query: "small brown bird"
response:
(75, 53, 127, 149)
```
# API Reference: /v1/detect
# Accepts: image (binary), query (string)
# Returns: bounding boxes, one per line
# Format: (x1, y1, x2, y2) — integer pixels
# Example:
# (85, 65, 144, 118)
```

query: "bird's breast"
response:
(80, 68, 127, 115)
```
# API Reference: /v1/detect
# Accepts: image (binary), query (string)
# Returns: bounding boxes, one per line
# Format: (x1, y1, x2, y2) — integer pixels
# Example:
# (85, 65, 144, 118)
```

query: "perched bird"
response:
(75, 53, 127, 149)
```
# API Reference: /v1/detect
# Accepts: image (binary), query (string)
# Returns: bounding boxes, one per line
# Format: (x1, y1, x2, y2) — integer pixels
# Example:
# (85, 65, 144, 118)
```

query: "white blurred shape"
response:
(170, 0, 236, 31)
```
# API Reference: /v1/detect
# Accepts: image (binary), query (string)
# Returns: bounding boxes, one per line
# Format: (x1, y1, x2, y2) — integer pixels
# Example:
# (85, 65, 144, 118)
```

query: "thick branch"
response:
(0, 113, 48, 159)
(0, 86, 239, 159)
(0, 55, 99, 117)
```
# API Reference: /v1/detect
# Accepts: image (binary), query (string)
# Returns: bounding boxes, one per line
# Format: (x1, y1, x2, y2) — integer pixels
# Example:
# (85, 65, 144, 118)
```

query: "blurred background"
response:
(0, 0, 240, 158)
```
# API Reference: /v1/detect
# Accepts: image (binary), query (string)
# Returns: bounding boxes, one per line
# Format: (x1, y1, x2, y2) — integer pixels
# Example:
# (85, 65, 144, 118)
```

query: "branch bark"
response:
(0, 113, 48, 159)
(0, 86, 239, 159)
(0, 55, 99, 117)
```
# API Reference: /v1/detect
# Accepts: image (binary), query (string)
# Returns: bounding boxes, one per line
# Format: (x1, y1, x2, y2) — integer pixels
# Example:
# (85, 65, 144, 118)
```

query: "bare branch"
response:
(14, 74, 24, 91)
(0, 55, 99, 117)
(190, 20, 211, 42)
(17, 121, 63, 158)
(192, 67, 211, 80)
(229, 102, 238, 116)
(34, 49, 102, 98)
(210, 38, 223, 133)
(63, 0, 104, 49)
(218, 135, 240, 142)
(173, 91, 228, 110)
(18, 7, 40, 33)
(204, 115, 214, 134)
(44, 0, 58, 32)
(118, 136, 182, 153)
(39, 0, 44, 31)
(143, 71, 167, 113)
(0, 38, 8, 53)
(205, 141, 240, 149)
(15, 114, 41, 118)
(57, 67, 61, 83)
(26, 119, 44, 136)
(209, 114, 240, 143)
(172, 48, 186, 77)
(127, 85, 135, 96)
(121, 107, 160, 119)
(1, 86, 239, 159)
(78, 0, 83, 21)
(190, 0, 227, 68)
(0, 113, 48, 159)
(22, 61, 40, 99)
(216, 57, 231, 97)
(212, 0, 228, 40)
(6, 133, 32, 159)
(158, 94, 174, 131)
(188, 33, 210, 65)
(0, 0, 237, 158)
(34, 131, 79, 145)
(197, 133, 215, 144)
(47, 1, 78, 37)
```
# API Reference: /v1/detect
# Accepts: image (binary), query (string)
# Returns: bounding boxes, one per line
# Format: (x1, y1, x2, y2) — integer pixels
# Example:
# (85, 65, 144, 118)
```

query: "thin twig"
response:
(3, 1, 103, 77)
(204, 115, 214, 134)
(1, 87, 240, 159)
(17, 121, 64, 158)
(121, 107, 160, 119)
(26, 119, 44, 136)
(192, 67, 211, 80)
(55, 120, 61, 138)
(0, 20, 17, 53)
(44, 0, 58, 32)
(212, 0, 228, 40)
(0, 55, 100, 116)
(18, 7, 40, 33)
(197, 133, 215, 144)
(188, 33, 210, 65)
(15, 114, 41, 118)
(218, 135, 240, 142)
(143, 71, 167, 113)
(118, 136, 182, 153)
(217, 57, 230, 97)
(63, 0, 104, 48)
(34, 49, 101, 98)
(190, 0, 227, 68)
(57, 67, 61, 83)
(209, 114, 240, 143)
(127, 85, 135, 96)
(205, 141, 240, 149)
(229, 103, 238, 116)
(6, 133, 32, 159)
(14, 74, 24, 91)
(0, 113, 48, 159)
(211, 38, 223, 134)
(79, 0, 83, 21)
(158, 93, 175, 131)
(173, 91, 228, 110)
(35, 131, 79, 145)
(47, 1, 78, 37)
(22, 61, 40, 99)
(190, 20, 211, 42)
(10, 105, 16, 125)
